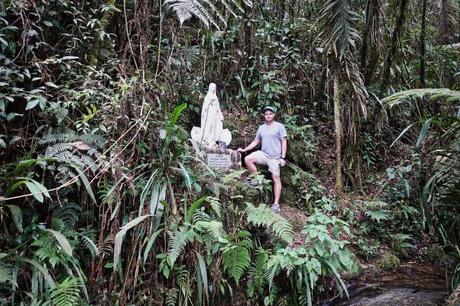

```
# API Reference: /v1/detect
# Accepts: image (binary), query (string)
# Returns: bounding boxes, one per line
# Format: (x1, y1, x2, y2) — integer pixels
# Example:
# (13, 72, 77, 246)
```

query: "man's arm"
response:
(237, 138, 260, 153)
(279, 137, 287, 166)
(281, 137, 287, 158)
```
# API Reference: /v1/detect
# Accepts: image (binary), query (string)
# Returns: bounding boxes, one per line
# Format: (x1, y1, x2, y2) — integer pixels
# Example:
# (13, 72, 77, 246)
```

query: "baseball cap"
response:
(262, 106, 277, 113)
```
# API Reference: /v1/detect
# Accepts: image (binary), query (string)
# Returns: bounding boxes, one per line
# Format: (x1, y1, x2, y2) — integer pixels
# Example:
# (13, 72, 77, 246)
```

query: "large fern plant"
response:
(39, 129, 105, 184)
(245, 202, 294, 244)
(165, 0, 252, 29)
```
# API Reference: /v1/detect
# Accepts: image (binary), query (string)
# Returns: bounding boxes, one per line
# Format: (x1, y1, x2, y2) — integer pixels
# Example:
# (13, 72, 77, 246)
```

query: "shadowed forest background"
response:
(0, 0, 459, 305)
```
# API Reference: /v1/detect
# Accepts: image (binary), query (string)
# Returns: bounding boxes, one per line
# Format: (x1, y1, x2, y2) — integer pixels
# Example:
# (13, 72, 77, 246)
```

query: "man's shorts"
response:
(247, 150, 281, 176)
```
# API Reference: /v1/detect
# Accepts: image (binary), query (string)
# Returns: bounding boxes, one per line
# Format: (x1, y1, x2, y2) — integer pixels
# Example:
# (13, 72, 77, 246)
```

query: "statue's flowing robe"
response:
(200, 84, 223, 146)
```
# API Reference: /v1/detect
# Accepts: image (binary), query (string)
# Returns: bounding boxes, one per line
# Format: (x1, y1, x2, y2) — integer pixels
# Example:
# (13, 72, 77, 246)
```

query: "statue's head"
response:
(208, 83, 217, 94)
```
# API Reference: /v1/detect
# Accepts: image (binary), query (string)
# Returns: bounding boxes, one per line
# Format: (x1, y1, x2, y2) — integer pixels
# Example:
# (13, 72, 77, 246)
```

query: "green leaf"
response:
(24, 181, 44, 203)
(324, 259, 349, 298)
(50, 277, 80, 306)
(69, 165, 96, 203)
(390, 123, 416, 148)
(25, 99, 40, 110)
(114, 215, 152, 271)
(196, 252, 209, 300)
(6, 205, 22, 232)
(142, 229, 163, 264)
(365, 210, 389, 223)
(186, 197, 206, 223)
(167, 103, 187, 129)
(45, 81, 58, 88)
(0, 37, 8, 47)
(415, 118, 433, 148)
(44, 229, 73, 257)
(19, 258, 56, 289)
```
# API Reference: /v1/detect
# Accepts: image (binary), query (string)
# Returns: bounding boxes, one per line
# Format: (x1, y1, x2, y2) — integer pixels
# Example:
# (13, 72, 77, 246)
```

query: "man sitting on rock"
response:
(237, 106, 287, 213)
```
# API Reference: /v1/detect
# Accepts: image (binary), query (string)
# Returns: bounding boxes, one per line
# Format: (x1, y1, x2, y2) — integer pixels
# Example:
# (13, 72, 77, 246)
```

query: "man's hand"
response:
(279, 159, 286, 167)
(237, 148, 245, 153)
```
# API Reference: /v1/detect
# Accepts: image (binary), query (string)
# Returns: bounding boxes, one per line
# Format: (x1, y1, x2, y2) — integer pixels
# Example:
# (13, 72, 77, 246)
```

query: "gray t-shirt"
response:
(255, 121, 287, 159)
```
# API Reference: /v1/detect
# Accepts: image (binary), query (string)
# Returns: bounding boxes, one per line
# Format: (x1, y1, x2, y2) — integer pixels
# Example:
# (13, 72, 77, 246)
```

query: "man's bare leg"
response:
(273, 175, 282, 204)
(244, 156, 258, 174)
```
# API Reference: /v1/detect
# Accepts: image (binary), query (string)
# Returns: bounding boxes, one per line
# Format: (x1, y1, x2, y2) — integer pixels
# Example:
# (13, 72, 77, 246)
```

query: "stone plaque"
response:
(207, 153, 232, 169)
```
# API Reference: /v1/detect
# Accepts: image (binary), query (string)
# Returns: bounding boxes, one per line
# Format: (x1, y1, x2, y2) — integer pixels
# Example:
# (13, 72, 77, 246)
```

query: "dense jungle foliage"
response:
(0, 0, 459, 305)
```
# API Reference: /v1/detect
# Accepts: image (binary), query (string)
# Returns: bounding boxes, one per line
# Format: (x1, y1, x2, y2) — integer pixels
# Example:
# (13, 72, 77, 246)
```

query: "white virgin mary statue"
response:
(191, 83, 232, 149)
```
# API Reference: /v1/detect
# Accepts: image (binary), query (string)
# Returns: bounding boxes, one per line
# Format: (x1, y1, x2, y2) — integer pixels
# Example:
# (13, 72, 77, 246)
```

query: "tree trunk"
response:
(420, 0, 427, 87)
(89, 0, 116, 66)
(381, 0, 409, 92)
(361, 0, 382, 85)
(360, 0, 373, 70)
(334, 72, 344, 200)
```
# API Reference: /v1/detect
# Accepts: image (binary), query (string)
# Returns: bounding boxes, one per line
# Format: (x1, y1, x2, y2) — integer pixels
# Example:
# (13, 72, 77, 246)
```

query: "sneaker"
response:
(271, 203, 281, 213)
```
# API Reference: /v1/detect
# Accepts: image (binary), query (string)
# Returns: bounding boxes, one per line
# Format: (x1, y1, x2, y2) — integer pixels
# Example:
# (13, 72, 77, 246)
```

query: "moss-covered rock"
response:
(426, 244, 445, 263)
(377, 253, 401, 271)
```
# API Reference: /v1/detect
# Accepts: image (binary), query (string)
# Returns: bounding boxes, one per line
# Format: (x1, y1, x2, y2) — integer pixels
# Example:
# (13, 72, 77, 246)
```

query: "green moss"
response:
(426, 244, 445, 262)
(377, 253, 401, 271)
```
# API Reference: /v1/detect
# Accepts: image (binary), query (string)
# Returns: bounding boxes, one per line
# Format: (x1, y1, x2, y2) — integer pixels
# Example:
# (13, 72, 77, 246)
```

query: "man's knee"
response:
(272, 175, 281, 183)
(245, 155, 255, 164)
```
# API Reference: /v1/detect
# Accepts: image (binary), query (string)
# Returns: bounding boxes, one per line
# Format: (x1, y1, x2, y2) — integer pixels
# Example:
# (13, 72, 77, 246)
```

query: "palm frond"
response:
(319, 0, 361, 59)
(437, 0, 459, 44)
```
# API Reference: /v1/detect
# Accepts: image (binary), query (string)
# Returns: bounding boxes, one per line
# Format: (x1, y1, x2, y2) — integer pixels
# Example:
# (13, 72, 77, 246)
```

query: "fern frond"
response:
(50, 277, 81, 306)
(79, 134, 106, 148)
(176, 266, 189, 287)
(193, 209, 211, 223)
(382, 88, 460, 109)
(220, 0, 239, 17)
(165, 0, 250, 29)
(166, 0, 218, 28)
(32, 233, 63, 268)
(52, 204, 81, 229)
(0, 262, 15, 286)
(98, 238, 113, 257)
(78, 233, 99, 258)
(246, 247, 268, 297)
(168, 226, 194, 265)
(175, 266, 193, 304)
(223, 245, 251, 284)
(39, 130, 77, 144)
(195, 220, 227, 242)
(166, 288, 179, 306)
(45, 143, 74, 158)
(246, 203, 294, 244)
(207, 196, 222, 217)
